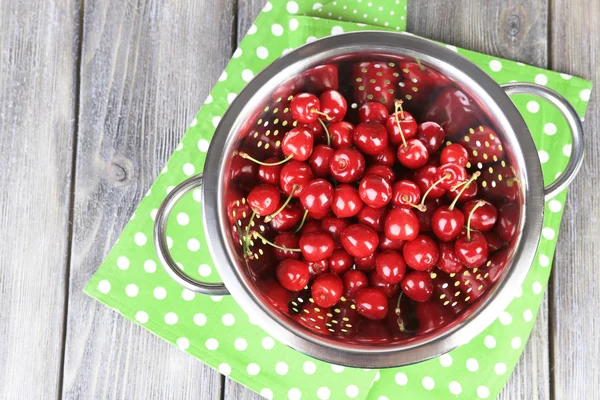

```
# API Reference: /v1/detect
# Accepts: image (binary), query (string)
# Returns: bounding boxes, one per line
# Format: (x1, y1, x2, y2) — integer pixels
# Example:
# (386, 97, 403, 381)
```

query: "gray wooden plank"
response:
(61, 0, 236, 398)
(549, 1, 600, 399)
(0, 0, 79, 398)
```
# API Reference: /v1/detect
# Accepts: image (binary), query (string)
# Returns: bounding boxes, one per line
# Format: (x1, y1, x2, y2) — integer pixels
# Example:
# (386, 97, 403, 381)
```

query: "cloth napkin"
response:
(85, 0, 592, 399)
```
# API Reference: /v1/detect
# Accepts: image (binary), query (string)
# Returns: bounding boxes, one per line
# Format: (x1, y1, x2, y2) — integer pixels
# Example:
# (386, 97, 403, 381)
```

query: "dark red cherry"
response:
(369, 271, 400, 297)
(384, 207, 419, 241)
(414, 166, 446, 199)
(386, 292, 418, 337)
(423, 87, 480, 139)
(462, 199, 497, 231)
(330, 301, 360, 336)
(320, 217, 349, 248)
(432, 206, 465, 241)
(365, 164, 395, 183)
(340, 224, 379, 258)
(302, 64, 339, 94)
(294, 302, 331, 334)
(329, 147, 365, 183)
(481, 247, 509, 284)
(385, 110, 418, 146)
(416, 121, 445, 153)
(358, 174, 393, 208)
(494, 203, 518, 241)
(308, 259, 329, 279)
(352, 61, 400, 110)
(375, 251, 406, 284)
(282, 127, 314, 161)
(353, 122, 389, 156)
(440, 143, 469, 167)
(256, 279, 291, 313)
(358, 101, 389, 124)
(484, 231, 505, 252)
(355, 253, 376, 272)
(280, 160, 314, 197)
(378, 232, 405, 251)
(456, 269, 489, 303)
(319, 89, 347, 123)
(397, 139, 429, 169)
(258, 158, 282, 185)
(328, 248, 354, 274)
(332, 184, 364, 218)
(231, 154, 258, 184)
(300, 121, 326, 144)
(401, 271, 433, 302)
(273, 232, 300, 260)
(414, 301, 454, 335)
(459, 125, 505, 164)
(455, 231, 489, 268)
(226, 188, 252, 225)
(308, 145, 334, 177)
(247, 184, 281, 216)
(290, 92, 320, 124)
(416, 199, 440, 232)
(355, 288, 388, 320)
(392, 180, 421, 207)
(299, 231, 335, 262)
(435, 163, 467, 191)
(430, 272, 468, 315)
(300, 220, 321, 236)
(299, 179, 334, 216)
(398, 61, 452, 103)
(329, 121, 354, 149)
(373, 146, 396, 167)
(276, 259, 310, 291)
(311, 273, 344, 307)
(480, 163, 518, 202)
(403, 235, 439, 271)
(358, 206, 388, 232)
(343, 270, 368, 298)
(437, 242, 464, 274)
(447, 177, 478, 203)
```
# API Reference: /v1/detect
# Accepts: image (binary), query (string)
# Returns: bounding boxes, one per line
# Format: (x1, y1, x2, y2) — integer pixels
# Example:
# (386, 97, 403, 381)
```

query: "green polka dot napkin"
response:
(85, 0, 592, 399)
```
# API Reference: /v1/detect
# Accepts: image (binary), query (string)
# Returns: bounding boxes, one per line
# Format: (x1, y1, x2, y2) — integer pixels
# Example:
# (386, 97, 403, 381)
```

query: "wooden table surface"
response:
(1, 0, 598, 398)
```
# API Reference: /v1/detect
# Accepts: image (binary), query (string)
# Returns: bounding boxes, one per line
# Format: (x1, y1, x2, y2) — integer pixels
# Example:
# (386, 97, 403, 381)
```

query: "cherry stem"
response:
(294, 209, 309, 233)
(395, 292, 417, 333)
(394, 101, 408, 148)
(415, 56, 425, 72)
(264, 185, 297, 222)
(311, 108, 334, 121)
(401, 195, 427, 212)
(243, 211, 257, 258)
(448, 171, 481, 210)
(419, 174, 450, 207)
(252, 231, 301, 252)
(239, 152, 293, 166)
(467, 200, 486, 241)
(317, 117, 331, 147)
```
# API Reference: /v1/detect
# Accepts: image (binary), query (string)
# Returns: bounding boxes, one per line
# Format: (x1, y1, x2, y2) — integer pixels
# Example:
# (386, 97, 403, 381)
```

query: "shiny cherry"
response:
(455, 231, 489, 268)
(416, 199, 441, 232)
(340, 224, 379, 258)
(320, 217, 349, 248)
(384, 207, 419, 241)
(308, 259, 329, 279)
(378, 232, 405, 251)
(416, 121, 445, 153)
(343, 270, 369, 298)
(307, 145, 334, 177)
(319, 89, 347, 122)
(397, 139, 429, 169)
(385, 107, 418, 146)
(369, 271, 400, 297)
(247, 184, 281, 216)
(299, 179, 334, 216)
(401, 271, 434, 302)
(328, 248, 354, 274)
(415, 301, 454, 335)
(276, 259, 310, 291)
(231, 154, 258, 184)
(462, 199, 497, 231)
(290, 93, 320, 124)
(300, 220, 321, 235)
(403, 235, 439, 271)
(329, 147, 365, 183)
(358, 206, 388, 232)
(373, 145, 396, 167)
(299, 231, 335, 262)
(365, 164, 395, 183)
(311, 273, 344, 307)
(447, 177, 478, 203)
(392, 180, 421, 208)
(358, 174, 393, 208)
(437, 242, 464, 273)
(375, 251, 406, 284)
(494, 203, 518, 241)
(300, 121, 325, 144)
(484, 231, 505, 252)
(414, 166, 446, 199)
(353, 122, 389, 156)
(358, 101, 389, 124)
(258, 158, 282, 185)
(355, 288, 389, 320)
(331, 184, 364, 218)
(432, 205, 465, 241)
(273, 232, 300, 260)
(280, 160, 314, 197)
(440, 143, 469, 167)
(329, 121, 354, 149)
(435, 163, 467, 191)
(282, 127, 314, 161)
(355, 252, 376, 272)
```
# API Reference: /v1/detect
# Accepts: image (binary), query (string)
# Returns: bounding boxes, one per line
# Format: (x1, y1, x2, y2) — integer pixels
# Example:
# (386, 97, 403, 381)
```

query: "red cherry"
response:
(378, 232, 405, 251)
(273, 232, 300, 260)
(480, 163, 519, 202)
(290, 93, 320, 124)
(300, 121, 326, 144)
(414, 166, 446, 199)
(358, 174, 393, 208)
(364, 164, 395, 183)
(384, 207, 419, 241)
(247, 184, 281, 216)
(294, 302, 331, 334)
(329, 248, 354, 274)
(308, 259, 329, 279)
(258, 158, 282, 185)
(375, 251, 406, 284)
(302, 64, 339, 93)
(401, 271, 433, 302)
(308, 145, 334, 177)
(447, 177, 478, 203)
(311, 273, 344, 307)
(385, 111, 418, 146)
(358, 206, 388, 232)
(484, 231, 505, 252)
(329, 147, 365, 183)
(431, 272, 468, 315)
(340, 224, 379, 258)
(281, 127, 314, 162)
(320, 217, 349, 248)
(319, 89, 347, 122)
(355, 288, 388, 320)
(462, 199, 497, 231)
(459, 125, 505, 164)
(231, 154, 258, 184)
(440, 143, 469, 166)
(369, 270, 400, 297)
(352, 61, 400, 110)
(398, 61, 452, 103)
(299, 231, 335, 262)
(435, 163, 467, 190)
(403, 235, 439, 271)
(332, 184, 364, 218)
(437, 242, 464, 274)
(373, 145, 396, 167)
(343, 270, 368, 298)
(329, 121, 354, 149)
(481, 247, 509, 284)
(423, 87, 480, 138)
(353, 122, 389, 156)
(416, 121, 445, 153)
(392, 180, 421, 208)
(455, 231, 489, 268)
(397, 139, 429, 169)
(280, 161, 314, 197)
(276, 259, 310, 291)
(414, 301, 454, 335)
(355, 252, 376, 272)
(299, 179, 333, 216)
(358, 101, 390, 124)
(416, 199, 441, 233)
(226, 188, 252, 225)
(432, 206, 465, 241)
(300, 220, 321, 235)
(494, 203, 518, 241)
(456, 269, 489, 303)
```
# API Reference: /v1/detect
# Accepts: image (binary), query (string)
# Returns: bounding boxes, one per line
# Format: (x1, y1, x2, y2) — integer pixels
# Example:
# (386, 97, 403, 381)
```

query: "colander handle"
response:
(501, 82, 585, 200)
(154, 174, 229, 295)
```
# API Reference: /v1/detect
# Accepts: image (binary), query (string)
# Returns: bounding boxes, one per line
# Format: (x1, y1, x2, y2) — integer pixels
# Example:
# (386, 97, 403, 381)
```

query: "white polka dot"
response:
(446, 45, 458, 52)
(174, 213, 190, 227)
(164, 312, 178, 325)
(260, 337, 275, 351)
(150, 209, 158, 220)
(548, 199, 562, 213)
(218, 363, 231, 376)
(260, 388, 273, 400)
(98, 279, 111, 293)
(580, 88, 591, 101)
(560, 73, 573, 80)
(544, 122, 557, 136)
(125, 284, 138, 297)
(263, 1, 272, 11)
(135, 311, 148, 324)
(166, 236, 173, 249)
(331, 26, 344, 35)
(288, 388, 301, 400)
(211, 295, 223, 302)
(534, 74, 548, 85)
(484, 335, 496, 349)
(234, 338, 248, 351)
(196, 264, 211, 277)
(271, 23, 284, 36)
(144, 259, 156, 273)
(232, 48, 242, 58)
(193, 313, 207, 326)
(166, 186, 174, 194)
(187, 238, 200, 252)
(282, 48, 294, 55)
(422, 376, 435, 390)
(395, 372, 408, 385)
(563, 143, 572, 156)
(532, 281, 543, 294)
(316, 387, 330, 400)
(205, 338, 219, 350)
(198, 138, 209, 152)
(222, 313, 235, 326)
(256, 46, 269, 59)
(477, 385, 490, 398)
(189, 117, 198, 128)
(289, 18, 299, 31)
(247, 24, 257, 35)
(466, 358, 479, 372)
(153, 287, 167, 300)
(227, 93, 237, 104)
(542, 227, 556, 240)
(538, 150, 549, 163)
(439, 353, 453, 367)
(286, 1, 299, 14)
(182, 289, 195, 301)
(302, 360, 316, 374)
(511, 336, 522, 349)
(489, 60, 502, 72)
(449, 381, 462, 395)
(331, 364, 345, 373)
(306, 36, 318, 43)
(218, 71, 227, 82)
(212, 116, 221, 128)
(346, 384, 359, 398)
(275, 361, 288, 375)
(527, 101, 540, 113)
(494, 362, 507, 375)
(204, 94, 212, 104)
(539, 254, 550, 267)
(176, 337, 190, 350)
(247, 363, 260, 375)
(523, 309, 533, 322)
(192, 189, 202, 202)
(241, 69, 254, 82)
(499, 311, 513, 325)
(117, 256, 130, 270)
(182, 163, 195, 177)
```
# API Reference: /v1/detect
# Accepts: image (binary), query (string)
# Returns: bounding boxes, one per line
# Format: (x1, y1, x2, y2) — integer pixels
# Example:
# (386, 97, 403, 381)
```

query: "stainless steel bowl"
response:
(153, 32, 583, 368)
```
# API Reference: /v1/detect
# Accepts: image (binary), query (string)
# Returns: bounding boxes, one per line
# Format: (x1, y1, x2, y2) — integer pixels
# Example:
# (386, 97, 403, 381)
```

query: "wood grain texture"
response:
(408, 2, 552, 399)
(0, 0, 79, 398)
(60, 0, 235, 398)
(550, 1, 600, 399)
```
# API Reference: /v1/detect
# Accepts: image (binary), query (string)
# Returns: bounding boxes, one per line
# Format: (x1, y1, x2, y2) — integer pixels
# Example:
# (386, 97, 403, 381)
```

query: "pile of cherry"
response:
(226, 65, 519, 342)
